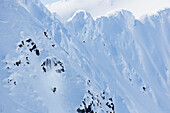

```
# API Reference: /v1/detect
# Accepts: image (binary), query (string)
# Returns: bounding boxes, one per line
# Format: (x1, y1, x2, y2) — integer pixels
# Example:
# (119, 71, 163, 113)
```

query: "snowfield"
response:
(0, 0, 170, 113)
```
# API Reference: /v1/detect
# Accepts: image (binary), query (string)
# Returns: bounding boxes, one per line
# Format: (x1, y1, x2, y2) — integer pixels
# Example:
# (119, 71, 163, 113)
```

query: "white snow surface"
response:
(0, 0, 170, 113)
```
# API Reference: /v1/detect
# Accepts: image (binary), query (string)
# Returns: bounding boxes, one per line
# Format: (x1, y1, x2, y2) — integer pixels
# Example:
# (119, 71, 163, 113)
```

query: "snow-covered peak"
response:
(66, 10, 94, 35)
(68, 10, 93, 22)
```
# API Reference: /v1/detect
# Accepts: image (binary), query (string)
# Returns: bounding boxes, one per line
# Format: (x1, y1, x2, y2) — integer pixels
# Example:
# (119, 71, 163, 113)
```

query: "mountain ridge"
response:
(0, 0, 170, 113)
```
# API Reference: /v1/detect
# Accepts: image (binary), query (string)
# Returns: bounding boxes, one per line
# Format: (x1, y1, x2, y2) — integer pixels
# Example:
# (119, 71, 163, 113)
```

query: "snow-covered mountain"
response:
(0, 0, 170, 113)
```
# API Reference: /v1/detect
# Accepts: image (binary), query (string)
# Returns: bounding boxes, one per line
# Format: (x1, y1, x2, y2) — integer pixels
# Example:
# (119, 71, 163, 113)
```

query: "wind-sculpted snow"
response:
(0, 0, 170, 113)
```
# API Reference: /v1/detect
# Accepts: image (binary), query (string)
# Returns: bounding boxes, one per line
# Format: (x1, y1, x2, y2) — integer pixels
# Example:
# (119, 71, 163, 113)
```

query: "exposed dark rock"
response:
(26, 38, 32, 42)
(41, 58, 65, 73)
(18, 44, 23, 47)
(77, 89, 115, 113)
(52, 44, 55, 47)
(43, 67, 46, 72)
(61, 68, 65, 72)
(15, 60, 21, 66)
(21, 41, 24, 45)
(44, 31, 48, 37)
(35, 49, 40, 56)
(14, 81, 16, 85)
(143, 87, 146, 91)
(29, 44, 36, 52)
(53, 87, 56, 93)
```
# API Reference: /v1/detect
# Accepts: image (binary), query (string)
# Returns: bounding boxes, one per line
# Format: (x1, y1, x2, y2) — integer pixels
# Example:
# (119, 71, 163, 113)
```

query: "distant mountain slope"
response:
(0, 0, 170, 113)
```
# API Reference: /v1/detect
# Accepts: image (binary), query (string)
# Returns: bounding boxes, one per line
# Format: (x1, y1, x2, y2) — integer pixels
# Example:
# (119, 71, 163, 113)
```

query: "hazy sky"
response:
(43, 0, 170, 20)
(40, 0, 59, 5)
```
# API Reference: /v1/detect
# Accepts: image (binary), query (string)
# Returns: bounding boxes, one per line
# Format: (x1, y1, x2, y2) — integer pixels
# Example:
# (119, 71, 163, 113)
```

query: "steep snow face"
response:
(17, 0, 51, 23)
(132, 10, 170, 112)
(65, 10, 170, 113)
(0, 1, 45, 113)
(0, 0, 72, 113)
(0, 0, 170, 113)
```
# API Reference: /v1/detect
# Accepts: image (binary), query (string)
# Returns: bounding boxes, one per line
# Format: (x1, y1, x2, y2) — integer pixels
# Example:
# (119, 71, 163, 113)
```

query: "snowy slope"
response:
(0, 0, 170, 113)
(66, 10, 170, 113)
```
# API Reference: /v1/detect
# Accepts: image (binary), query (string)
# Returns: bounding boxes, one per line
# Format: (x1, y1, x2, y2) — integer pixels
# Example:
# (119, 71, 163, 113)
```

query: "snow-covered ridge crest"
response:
(68, 9, 134, 21)
(97, 9, 135, 30)
(46, 0, 170, 21)
(68, 10, 93, 22)
(96, 9, 133, 18)
(66, 9, 135, 38)
(140, 8, 170, 23)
